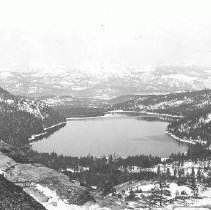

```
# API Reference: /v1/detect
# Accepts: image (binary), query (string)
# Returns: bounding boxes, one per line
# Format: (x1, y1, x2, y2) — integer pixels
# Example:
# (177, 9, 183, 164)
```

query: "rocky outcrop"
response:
(0, 174, 46, 210)
(0, 151, 94, 207)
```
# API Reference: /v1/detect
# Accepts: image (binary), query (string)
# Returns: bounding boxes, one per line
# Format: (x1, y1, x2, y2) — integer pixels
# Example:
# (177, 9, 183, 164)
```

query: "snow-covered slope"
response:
(113, 159, 211, 210)
(1, 65, 211, 99)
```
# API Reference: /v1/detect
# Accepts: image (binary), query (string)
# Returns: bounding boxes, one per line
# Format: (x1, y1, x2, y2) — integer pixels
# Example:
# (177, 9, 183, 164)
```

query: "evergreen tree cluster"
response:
(167, 106, 211, 145)
(26, 151, 160, 188)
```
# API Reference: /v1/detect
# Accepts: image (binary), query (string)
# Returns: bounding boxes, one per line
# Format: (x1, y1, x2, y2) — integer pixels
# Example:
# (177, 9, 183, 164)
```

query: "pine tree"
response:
(166, 168, 171, 179)
(102, 180, 115, 196)
(197, 168, 202, 182)
(127, 189, 135, 201)
(191, 167, 196, 187)
(157, 165, 161, 176)
(178, 169, 182, 181)
(174, 168, 177, 178)
(191, 167, 198, 197)
(141, 194, 156, 209)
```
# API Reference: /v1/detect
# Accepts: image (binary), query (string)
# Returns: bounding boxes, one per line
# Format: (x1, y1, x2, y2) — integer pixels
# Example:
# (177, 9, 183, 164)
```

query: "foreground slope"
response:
(0, 141, 96, 209)
(0, 174, 46, 210)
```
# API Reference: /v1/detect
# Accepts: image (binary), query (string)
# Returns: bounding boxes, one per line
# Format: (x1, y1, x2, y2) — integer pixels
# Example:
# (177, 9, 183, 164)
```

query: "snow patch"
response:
(205, 113, 211, 123)
(34, 184, 109, 210)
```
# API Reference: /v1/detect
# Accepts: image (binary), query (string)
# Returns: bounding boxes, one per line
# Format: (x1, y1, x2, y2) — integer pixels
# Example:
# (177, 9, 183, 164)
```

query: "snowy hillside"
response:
(112, 159, 211, 210)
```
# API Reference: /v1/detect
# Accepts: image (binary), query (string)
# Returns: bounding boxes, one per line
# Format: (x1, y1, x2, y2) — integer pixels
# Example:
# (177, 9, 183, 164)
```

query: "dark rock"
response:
(0, 174, 46, 210)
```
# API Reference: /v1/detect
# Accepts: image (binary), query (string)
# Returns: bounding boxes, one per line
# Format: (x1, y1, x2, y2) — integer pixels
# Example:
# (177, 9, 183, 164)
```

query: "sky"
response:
(0, 0, 211, 71)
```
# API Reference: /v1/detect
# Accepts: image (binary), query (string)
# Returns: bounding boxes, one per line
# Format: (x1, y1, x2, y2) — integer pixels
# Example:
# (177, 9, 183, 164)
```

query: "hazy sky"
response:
(0, 0, 211, 70)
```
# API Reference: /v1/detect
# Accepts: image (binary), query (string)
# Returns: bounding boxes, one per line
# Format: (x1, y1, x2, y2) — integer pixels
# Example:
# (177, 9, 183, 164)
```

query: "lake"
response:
(31, 113, 188, 157)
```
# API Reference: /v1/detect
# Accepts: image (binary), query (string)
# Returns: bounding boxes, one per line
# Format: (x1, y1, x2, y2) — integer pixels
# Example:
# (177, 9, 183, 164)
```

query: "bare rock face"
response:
(0, 151, 17, 171)
(0, 152, 94, 206)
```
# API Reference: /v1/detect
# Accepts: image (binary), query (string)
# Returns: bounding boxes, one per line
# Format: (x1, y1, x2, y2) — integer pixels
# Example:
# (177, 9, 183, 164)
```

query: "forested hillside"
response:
(109, 89, 211, 116)
(167, 106, 211, 145)
(0, 87, 66, 146)
(39, 95, 107, 118)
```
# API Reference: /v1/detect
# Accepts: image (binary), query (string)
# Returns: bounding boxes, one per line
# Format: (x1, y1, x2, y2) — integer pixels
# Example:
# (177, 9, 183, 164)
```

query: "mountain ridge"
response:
(1, 65, 211, 99)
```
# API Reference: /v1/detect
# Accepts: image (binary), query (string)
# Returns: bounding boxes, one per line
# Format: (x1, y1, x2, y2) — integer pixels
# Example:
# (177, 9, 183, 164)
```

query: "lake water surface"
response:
(31, 114, 188, 157)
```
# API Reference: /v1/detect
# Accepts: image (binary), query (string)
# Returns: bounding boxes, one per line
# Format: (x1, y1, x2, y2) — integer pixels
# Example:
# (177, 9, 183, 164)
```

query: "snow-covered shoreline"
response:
(44, 121, 66, 131)
(141, 111, 183, 118)
(29, 121, 66, 142)
(66, 113, 131, 120)
(108, 110, 183, 118)
(67, 110, 183, 121)
(67, 116, 105, 120)
(29, 132, 48, 141)
(166, 130, 196, 145)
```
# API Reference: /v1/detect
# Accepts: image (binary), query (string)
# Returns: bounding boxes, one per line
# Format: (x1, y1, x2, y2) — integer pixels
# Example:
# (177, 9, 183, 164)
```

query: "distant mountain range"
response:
(1, 65, 211, 99)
